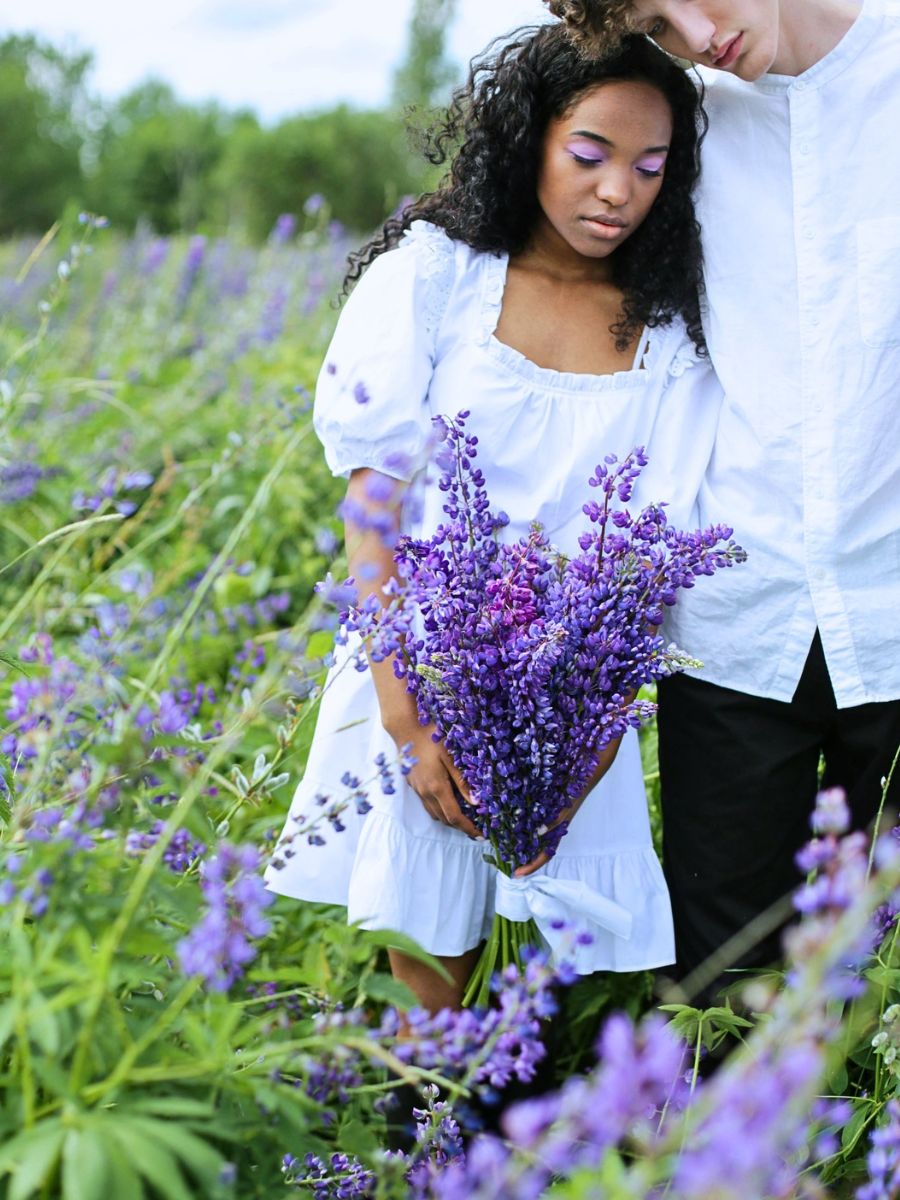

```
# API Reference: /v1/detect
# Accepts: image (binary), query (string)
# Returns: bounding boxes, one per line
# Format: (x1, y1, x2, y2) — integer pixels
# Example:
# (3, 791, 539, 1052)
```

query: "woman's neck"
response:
(516, 218, 616, 285)
(772, 0, 862, 75)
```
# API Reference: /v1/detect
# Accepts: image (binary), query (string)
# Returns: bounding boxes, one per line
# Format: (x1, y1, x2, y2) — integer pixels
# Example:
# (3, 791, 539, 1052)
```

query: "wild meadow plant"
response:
(1, 214, 900, 1198)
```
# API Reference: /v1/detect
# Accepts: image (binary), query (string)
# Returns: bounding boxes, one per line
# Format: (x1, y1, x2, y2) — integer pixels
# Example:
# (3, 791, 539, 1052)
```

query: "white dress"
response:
(265, 221, 723, 974)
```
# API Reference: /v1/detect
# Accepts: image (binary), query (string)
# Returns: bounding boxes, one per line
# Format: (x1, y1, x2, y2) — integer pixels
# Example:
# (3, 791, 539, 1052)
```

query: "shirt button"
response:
(800, 142, 811, 154)
(813, 567, 826, 581)
(804, 227, 815, 240)
(813, 486, 825, 500)
(810, 315, 820, 326)
(796, 80, 808, 91)
(813, 400, 825, 412)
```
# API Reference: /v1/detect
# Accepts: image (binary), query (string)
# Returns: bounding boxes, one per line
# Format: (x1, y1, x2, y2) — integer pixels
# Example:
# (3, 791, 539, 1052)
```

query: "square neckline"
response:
(481, 250, 653, 395)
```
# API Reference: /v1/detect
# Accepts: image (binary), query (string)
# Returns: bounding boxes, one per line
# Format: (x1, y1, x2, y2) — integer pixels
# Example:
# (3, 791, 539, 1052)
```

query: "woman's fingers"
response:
(411, 773, 480, 837)
(406, 746, 480, 837)
(419, 794, 445, 825)
(514, 801, 577, 876)
(444, 756, 473, 806)
(434, 786, 480, 839)
(514, 851, 548, 878)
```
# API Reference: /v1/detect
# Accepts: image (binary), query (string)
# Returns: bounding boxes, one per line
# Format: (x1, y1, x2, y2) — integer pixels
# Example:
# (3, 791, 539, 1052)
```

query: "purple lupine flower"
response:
(177, 843, 273, 991)
(343, 413, 745, 874)
(787, 788, 873, 997)
(125, 821, 205, 872)
(672, 1040, 824, 1198)
(282, 1151, 375, 1198)
(0, 461, 60, 503)
(499, 1010, 687, 1177)
(177, 235, 207, 306)
(157, 691, 190, 735)
(858, 1099, 900, 1200)
(369, 948, 557, 1095)
(141, 237, 169, 276)
(269, 213, 297, 244)
(315, 573, 359, 609)
(314, 526, 340, 556)
(257, 283, 288, 343)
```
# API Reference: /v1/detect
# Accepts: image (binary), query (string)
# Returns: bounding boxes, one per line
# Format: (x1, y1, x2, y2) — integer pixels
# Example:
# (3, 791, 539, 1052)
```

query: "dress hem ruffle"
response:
(269, 808, 675, 971)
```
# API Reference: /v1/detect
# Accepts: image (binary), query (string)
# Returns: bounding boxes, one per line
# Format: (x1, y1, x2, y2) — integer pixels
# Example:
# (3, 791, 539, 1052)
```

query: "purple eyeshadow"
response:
(637, 154, 668, 173)
(565, 140, 607, 162)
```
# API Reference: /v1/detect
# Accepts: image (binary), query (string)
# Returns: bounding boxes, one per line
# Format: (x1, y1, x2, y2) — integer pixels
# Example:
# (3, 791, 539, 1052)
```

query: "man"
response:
(547, 0, 900, 991)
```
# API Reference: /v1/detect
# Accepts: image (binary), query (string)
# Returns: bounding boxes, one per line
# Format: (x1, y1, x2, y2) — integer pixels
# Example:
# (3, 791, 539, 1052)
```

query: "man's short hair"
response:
(544, 0, 637, 54)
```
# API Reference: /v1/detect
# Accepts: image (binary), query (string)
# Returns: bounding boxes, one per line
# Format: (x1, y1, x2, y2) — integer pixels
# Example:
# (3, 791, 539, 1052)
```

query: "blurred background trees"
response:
(0, 0, 460, 240)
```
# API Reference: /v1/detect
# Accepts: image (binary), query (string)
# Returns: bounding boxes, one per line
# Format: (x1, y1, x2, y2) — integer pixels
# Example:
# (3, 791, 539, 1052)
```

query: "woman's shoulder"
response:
(368, 221, 491, 339)
(394, 220, 491, 280)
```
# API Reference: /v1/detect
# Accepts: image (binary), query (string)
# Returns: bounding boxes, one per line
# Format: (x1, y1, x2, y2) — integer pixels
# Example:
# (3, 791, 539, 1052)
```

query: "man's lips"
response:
(712, 32, 744, 68)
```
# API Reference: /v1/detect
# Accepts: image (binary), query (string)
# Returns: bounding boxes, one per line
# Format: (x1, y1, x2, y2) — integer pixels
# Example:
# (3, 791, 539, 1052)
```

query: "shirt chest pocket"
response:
(857, 217, 900, 348)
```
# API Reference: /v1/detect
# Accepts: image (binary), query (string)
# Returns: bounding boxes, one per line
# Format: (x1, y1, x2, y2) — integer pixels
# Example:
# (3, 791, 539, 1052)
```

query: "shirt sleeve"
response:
(313, 222, 455, 482)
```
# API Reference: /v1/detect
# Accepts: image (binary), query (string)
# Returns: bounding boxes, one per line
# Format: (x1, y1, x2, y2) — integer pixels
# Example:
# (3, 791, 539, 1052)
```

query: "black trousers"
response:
(657, 631, 900, 993)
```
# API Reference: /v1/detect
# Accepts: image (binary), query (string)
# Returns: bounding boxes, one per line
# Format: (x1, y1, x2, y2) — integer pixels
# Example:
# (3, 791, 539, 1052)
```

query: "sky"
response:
(3, 0, 550, 120)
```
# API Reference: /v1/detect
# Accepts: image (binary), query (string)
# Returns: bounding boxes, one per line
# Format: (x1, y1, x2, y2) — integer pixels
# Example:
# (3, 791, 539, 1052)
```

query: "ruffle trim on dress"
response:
(628, 317, 704, 382)
(665, 332, 704, 378)
(401, 220, 457, 339)
(346, 810, 675, 971)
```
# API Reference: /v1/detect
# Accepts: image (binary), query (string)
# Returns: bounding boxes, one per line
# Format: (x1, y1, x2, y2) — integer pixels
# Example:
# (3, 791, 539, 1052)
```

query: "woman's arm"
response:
(344, 468, 480, 839)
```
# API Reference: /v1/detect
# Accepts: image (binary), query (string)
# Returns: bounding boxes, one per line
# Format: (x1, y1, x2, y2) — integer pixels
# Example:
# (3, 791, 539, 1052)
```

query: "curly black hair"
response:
(345, 24, 707, 354)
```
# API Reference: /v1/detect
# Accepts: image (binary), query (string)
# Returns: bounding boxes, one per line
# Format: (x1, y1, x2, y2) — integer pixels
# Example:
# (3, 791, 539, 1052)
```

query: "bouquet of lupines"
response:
(343, 413, 746, 1004)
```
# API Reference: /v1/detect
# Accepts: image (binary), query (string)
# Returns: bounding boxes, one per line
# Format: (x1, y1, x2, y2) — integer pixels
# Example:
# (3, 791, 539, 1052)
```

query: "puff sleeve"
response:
(313, 222, 456, 482)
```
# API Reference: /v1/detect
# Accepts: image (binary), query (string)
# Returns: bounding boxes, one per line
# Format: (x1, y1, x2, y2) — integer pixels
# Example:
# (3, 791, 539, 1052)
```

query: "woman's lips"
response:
(713, 32, 744, 68)
(581, 216, 627, 238)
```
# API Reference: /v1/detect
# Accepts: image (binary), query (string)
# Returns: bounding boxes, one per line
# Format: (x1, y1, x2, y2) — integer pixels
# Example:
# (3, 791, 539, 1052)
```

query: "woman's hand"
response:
(513, 737, 623, 877)
(343, 468, 480, 839)
(386, 714, 481, 839)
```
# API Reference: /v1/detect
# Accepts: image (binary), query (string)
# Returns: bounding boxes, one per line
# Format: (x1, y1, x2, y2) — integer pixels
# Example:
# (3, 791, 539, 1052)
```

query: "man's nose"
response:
(675, 10, 718, 55)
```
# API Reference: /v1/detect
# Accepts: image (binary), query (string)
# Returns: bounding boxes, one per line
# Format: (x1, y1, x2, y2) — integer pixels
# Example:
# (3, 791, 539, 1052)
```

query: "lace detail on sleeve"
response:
(667, 337, 703, 378)
(403, 221, 456, 340)
(639, 320, 703, 381)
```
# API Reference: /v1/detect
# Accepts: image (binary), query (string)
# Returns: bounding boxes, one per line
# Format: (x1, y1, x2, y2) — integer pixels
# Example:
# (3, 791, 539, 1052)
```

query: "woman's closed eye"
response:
(565, 140, 667, 178)
(636, 154, 667, 178)
(565, 140, 608, 166)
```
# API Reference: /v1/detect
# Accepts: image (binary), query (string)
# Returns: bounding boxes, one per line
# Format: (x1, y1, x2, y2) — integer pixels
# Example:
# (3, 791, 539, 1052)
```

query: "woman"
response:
(266, 24, 721, 1011)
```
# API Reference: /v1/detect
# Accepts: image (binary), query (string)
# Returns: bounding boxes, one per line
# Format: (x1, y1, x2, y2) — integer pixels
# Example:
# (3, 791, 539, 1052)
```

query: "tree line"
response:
(0, 0, 458, 239)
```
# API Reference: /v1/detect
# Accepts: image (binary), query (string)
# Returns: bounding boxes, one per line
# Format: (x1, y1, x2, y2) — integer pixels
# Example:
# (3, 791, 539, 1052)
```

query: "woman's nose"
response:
(595, 167, 631, 207)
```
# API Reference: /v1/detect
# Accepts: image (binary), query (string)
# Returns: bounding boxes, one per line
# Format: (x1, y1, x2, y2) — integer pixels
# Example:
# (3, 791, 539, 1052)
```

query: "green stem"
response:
(868, 741, 900, 877)
(81, 977, 203, 1103)
(129, 421, 310, 709)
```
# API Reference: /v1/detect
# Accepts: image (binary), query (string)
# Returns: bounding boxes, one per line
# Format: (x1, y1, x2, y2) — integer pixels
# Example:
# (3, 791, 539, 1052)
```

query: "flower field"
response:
(1, 212, 899, 1199)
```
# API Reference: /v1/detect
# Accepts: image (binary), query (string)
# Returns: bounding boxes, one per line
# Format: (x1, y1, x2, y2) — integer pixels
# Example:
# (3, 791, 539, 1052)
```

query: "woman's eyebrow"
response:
(570, 129, 670, 153)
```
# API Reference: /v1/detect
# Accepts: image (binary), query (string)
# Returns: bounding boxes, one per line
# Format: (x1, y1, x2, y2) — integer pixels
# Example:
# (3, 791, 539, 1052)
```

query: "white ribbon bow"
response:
(495, 871, 633, 962)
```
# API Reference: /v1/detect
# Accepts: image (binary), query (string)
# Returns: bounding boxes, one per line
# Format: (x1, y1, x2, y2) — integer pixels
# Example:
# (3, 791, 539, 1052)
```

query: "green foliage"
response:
(1, 0, 461, 238)
(86, 82, 255, 234)
(0, 37, 92, 236)
(218, 106, 427, 239)
(0, 219, 358, 1197)
(392, 0, 459, 111)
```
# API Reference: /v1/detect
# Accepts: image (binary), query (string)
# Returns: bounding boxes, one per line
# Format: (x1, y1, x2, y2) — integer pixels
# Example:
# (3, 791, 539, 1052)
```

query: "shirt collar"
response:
(712, 0, 883, 96)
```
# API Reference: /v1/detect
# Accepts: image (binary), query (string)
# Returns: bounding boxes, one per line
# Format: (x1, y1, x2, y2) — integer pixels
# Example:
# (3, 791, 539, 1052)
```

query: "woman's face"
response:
(535, 80, 673, 265)
(629, 0, 780, 80)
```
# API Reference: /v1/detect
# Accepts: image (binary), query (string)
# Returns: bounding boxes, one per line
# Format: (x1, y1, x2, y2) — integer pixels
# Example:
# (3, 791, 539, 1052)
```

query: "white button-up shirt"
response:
(665, 0, 900, 707)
